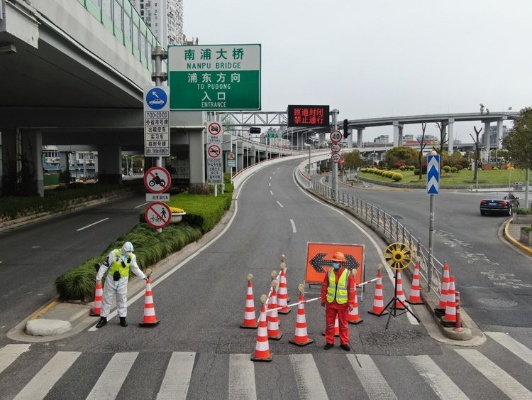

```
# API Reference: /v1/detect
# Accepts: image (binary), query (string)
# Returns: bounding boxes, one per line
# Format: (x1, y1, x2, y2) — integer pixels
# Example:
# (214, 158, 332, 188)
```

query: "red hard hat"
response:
(331, 251, 346, 262)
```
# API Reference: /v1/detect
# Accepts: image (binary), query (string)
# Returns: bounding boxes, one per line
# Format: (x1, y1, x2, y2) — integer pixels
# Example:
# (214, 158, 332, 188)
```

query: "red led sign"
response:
(287, 105, 330, 128)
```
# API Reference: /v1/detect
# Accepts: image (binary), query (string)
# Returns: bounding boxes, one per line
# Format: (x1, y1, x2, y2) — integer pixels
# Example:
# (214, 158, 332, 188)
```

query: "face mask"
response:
(332, 263, 340, 270)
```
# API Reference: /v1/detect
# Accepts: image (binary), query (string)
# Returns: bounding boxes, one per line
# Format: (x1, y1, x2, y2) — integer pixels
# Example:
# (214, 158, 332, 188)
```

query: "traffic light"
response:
(343, 119, 350, 139)
(249, 127, 261, 134)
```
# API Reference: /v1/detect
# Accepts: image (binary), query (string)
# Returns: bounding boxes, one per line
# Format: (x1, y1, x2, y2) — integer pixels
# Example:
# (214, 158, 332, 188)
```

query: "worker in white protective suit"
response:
(95, 241, 147, 328)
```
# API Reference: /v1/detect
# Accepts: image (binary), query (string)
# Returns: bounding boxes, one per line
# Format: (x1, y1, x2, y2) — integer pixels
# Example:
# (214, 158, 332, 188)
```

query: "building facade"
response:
(132, 0, 184, 47)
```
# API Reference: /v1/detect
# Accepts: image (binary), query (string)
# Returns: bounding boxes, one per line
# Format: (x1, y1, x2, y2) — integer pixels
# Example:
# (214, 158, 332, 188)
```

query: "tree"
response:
(503, 107, 532, 208)
(470, 126, 482, 183)
(435, 122, 449, 154)
(342, 150, 364, 170)
(503, 107, 532, 170)
(417, 123, 428, 180)
(386, 146, 418, 168)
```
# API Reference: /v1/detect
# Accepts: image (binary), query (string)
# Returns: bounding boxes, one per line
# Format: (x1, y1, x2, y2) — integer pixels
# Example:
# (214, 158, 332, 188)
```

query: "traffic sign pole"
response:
(426, 152, 440, 290)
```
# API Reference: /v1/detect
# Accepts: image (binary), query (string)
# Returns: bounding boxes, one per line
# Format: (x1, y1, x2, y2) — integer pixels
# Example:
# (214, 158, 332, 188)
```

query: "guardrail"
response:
(300, 168, 443, 295)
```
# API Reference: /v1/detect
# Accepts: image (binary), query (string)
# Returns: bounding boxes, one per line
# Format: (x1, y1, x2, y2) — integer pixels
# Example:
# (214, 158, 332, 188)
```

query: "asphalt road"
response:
(0, 193, 148, 341)
(335, 180, 532, 333)
(2, 160, 532, 399)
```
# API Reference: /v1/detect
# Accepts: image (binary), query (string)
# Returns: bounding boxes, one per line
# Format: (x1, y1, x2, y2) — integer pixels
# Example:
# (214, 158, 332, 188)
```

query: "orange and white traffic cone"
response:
(251, 295, 272, 362)
(369, 267, 388, 316)
(139, 277, 160, 327)
(441, 276, 457, 327)
(277, 265, 291, 314)
(407, 262, 424, 305)
(394, 270, 407, 310)
(289, 284, 314, 346)
(90, 281, 103, 317)
(435, 263, 450, 317)
(348, 285, 363, 324)
(240, 274, 258, 329)
(267, 281, 282, 340)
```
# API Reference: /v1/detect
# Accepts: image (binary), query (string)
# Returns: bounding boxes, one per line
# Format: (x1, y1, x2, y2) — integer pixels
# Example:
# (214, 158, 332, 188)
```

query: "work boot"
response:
(96, 317, 107, 329)
(119, 317, 128, 327)
(323, 343, 334, 350)
(340, 344, 351, 351)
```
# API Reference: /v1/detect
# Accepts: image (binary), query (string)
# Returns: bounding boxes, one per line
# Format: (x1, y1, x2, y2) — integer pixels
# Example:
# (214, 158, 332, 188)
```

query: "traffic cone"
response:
(90, 281, 103, 316)
(369, 268, 388, 316)
(348, 285, 363, 324)
(277, 265, 291, 314)
(289, 285, 314, 346)
(139, 277, 160, 327)
(394, 270, 407, 310)
(407, 262, 424, 305)
(267, 281, 282, 340)
(441, 276, 457, 327)
(251, 295, 272, 362)
(435, 263, 450, 317)
(240, 274, 258, 329)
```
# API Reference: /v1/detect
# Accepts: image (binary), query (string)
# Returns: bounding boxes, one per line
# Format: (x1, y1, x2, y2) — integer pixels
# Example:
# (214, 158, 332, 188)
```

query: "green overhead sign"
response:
(168, 44, 261, 111)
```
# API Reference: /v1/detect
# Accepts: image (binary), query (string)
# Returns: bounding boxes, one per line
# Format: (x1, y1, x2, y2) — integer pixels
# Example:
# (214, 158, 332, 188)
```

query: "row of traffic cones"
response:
(90, 277, 159, 327)
(367, 263, 424, 316)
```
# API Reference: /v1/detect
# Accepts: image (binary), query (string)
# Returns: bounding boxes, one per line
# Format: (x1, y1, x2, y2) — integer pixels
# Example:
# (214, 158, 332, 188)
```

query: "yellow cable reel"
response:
(384, 242, 413, 270)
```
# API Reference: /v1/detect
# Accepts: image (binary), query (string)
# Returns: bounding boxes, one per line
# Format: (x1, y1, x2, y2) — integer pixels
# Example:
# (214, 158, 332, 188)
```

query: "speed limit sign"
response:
(331, 153, 341, 163)
(330, 130, 342, 143)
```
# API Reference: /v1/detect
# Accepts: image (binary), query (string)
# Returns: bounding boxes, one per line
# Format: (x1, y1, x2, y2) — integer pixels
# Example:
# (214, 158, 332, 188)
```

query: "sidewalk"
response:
(504, 218, 532, 256)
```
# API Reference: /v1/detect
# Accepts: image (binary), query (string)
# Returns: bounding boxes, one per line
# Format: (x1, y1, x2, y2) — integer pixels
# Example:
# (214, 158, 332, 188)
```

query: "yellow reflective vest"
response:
(108, 250, 132, 279)
(326, 268, 349, 304)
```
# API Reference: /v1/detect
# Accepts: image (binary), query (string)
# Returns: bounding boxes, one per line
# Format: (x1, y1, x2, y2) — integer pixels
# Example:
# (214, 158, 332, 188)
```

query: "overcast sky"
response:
(183, 0, 531, 141)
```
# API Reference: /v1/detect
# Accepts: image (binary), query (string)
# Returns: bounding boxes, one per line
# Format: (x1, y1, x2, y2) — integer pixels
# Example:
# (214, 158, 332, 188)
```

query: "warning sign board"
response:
(305, 242, 365, 285)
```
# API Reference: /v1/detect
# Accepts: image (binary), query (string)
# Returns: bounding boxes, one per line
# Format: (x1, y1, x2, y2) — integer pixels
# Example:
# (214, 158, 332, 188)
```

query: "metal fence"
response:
(311, 179, 443, 295)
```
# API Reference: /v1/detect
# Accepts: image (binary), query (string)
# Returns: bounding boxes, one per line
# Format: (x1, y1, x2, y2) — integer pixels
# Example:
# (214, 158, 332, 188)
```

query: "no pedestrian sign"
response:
(144, 202, 171, 229)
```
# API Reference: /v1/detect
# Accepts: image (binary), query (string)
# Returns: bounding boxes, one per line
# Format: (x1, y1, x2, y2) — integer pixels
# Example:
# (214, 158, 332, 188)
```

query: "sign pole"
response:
(331, 110, 339, 202)
(426, 151, 440, 290)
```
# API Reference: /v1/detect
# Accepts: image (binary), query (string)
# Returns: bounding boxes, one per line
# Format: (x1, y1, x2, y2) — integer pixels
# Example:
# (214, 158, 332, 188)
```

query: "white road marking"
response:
(289, 354, 328, 400)
(14, 351, 81, 400)
(348, 354, 397, 399)
(407, 354, 468, 400)
(455, 348, 532, 399)
(86, 352, 138, 400)
(229, 354, 257, 400)
(157, 352, 195, 400)
(76, 218, 109, 231)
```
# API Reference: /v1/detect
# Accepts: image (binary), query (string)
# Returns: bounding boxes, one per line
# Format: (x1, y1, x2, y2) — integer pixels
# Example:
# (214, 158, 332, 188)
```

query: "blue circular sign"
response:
(145, 87, 168, 110)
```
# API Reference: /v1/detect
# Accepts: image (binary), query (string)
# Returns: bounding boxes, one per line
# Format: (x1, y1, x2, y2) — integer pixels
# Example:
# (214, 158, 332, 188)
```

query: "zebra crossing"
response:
(1, 332, 532, 400)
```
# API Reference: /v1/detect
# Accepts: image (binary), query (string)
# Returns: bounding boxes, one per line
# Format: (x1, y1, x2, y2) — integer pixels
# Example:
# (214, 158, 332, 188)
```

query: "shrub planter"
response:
(520, 227, 532, 246)
(171, 212, 186, 223)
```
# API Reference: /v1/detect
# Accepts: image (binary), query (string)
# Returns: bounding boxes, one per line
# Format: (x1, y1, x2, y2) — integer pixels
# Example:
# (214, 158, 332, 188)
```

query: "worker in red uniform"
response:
(321, 251, 357, 351)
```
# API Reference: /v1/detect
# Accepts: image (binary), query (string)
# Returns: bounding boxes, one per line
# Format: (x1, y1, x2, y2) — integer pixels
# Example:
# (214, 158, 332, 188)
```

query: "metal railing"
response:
(310, 177, 443, 295)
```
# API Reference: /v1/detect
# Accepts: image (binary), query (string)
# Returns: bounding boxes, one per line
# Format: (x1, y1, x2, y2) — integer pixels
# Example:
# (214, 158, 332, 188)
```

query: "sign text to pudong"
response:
(168, 44, 261, 111)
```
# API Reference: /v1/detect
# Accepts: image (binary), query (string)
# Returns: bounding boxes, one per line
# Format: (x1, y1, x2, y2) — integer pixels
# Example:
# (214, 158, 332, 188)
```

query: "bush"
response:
(392, 173, 403, 182)
(442, 165, 452, 173)
(516, 208, 532, 215)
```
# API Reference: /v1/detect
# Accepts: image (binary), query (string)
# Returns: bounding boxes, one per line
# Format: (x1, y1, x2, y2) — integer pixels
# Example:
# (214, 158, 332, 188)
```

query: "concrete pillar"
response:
(393, 121, 403, 146)
(97, 144, 122, 184)
(447, 118, 455, 154)
(21, 130, 44, 196)
(483, 120, 491, 161)
(188, 128, 205, 190)
(237, 141, 244, 170)
(496, 120, 503, 149)
(357, 128, 364, 148)
(1, 129, 17, 194)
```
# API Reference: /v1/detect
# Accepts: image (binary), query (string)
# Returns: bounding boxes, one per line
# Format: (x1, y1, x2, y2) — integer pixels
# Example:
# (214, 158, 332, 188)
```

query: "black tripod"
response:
(379, 269, 420, 329)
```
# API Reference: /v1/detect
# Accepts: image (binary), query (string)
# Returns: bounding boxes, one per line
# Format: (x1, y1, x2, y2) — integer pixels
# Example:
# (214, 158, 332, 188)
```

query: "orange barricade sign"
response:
(305, 242, 365, 286)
